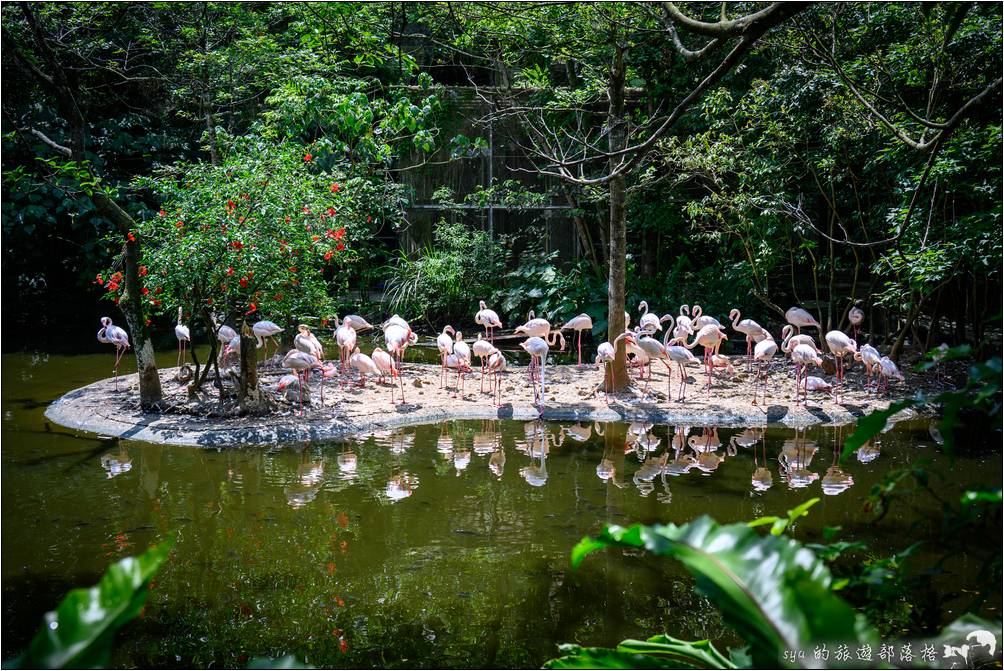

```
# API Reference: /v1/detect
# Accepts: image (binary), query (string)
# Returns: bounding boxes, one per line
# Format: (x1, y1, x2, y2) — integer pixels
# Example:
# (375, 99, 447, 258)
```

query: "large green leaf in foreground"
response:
(569, 517, 876, 668)
(18, 538, 174, 669)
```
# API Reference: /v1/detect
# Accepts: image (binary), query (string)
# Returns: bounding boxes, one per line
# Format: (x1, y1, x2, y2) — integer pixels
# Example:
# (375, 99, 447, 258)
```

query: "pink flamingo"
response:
(635, 329, 676, 401)
(372, 346, 405, 404)
(824, 330, 857, 402)
(677, 324, 728, 392)
(560, 313, 593, 366)
(97, 317, 130, 389)
(854, 344, 881, 390)
(750, 333, 778, 406)
(475, 301, 503, 343)
(877, 356, 904, 396)
(175, 308, 190, 368)
(848, 306, 864, 341)
(444, 352, 473, 398)
(729, 309, 764, 372)
(594, 341, 616, 403)
(282, 349, 332, 415)
(452, 332, 473, 396)
(791, 343, 823, 405)
(781, 325, 822, 355)
(384, 322, 416, 369)
(294, 324, 324, 382)
(253, 320, 284, 361)
(637, 301, 662, 332)
(334, 316, 357, 373)
(485, 350, 507, 406)
(665, 335, 699, 402)
(519, 336, 551, 411)
(472, 334, 498, 392)
(785, 306, 821, 335)
(349, 347, 381, 389)
(436, 325, 456, 387)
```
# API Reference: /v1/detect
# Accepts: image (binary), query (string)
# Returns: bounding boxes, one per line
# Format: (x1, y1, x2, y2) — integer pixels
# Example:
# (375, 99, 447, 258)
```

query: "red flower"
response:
(127, 232, 136, 242)
(336, 242, 345, 251)
(366, 215, 372, 223)
(325, 228, 335, 239)
(231, 240, 244, 249)
(312, 235, 320, 242)
(226, 199, 236, 213)
(289, 266, 298, 273)
(151, 298, 162, 307)
(274, 293, 283, 301)
(327, 207, 336, 216)
(107, 281, 120, 291)
(320, 318, 329, 327)
(145, 318, 152, 326)
(206, 298, 213, 305)
(158, 209, 166, 217)
(285, 215, 291, 223)
(155, 286, 163, 294)
(95, 274, 104, 286)
(141, 287, 150, 295)
(304, 152, 312, 162)
(241, 193, 250, 200)
(238, 216, 246, 224)
(330, 182, 340, 193)
(302, 206, 311, 215)
(175, 220, 184, 228)
(246, 302, 257, 315)
(139, 266, 148, 277)
(334, 227, 346, 240)
(239, 277, 249, 288)
(221, 284, 228, 293)
(339, 639, 348, 654)
(227, 267, 235, 276)
(324, 250, 333, 261)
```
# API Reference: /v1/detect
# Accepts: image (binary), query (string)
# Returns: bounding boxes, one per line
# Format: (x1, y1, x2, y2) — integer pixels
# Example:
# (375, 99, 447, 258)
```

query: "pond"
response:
(2, 351, 1001, 668)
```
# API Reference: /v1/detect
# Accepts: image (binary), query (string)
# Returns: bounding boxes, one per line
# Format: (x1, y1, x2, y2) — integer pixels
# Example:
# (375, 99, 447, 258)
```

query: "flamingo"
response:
(665, 334, 700, 402)
(848, 305, 864, 341)
(485, 350, 507, 406)
(97, 317, 130, 389)
(276, 374, 302, 403)
(877, 356, 904, 396)
(175, 308, 190, 368)
(690, 305, 722, 331)
(294, 324, 324, 382)
(475, 300, 503, 342)
(676, 305, 695, 336)
(212, 313, 238, 361)
(804, 376, 832, 393)
(790, 343, 823, 405)
(785, 306, 821, 335)
(253, 320, 284, 360)
(635, 329, 676, 401)
(625, 331, 652, 380)
(471, 334, 498, 392)
(334, 316, 358, 373)
(676, 324, 728, 392)
(638, 301, 662, 332)
(519, 336, 550, 411)
(349, 347, 381, 388)
(560, 313, 593, 365)
(751, 332, 778, 406)
(384, 322, 416, 368)
(854, 344, 882, 390)
(436, 325, 456, 388)
(824, 330, 857, 402)
(452, 332, 473, 395)
(444, 352, 473, 397)
(372, 346, 405, 404)
(344, 315, 374, 332)
(595, 341, 616, 403)
(282, 349, 331, 415)
(514, 310, 553, 339)
(729, 309, 764, 371)
(781, 325, 822, 355)
(382, 314, 411, 332)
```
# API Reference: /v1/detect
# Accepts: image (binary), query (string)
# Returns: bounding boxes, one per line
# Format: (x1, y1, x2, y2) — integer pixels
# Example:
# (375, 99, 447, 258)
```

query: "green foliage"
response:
(570, 517, 876, 668)
(248, 655, 314, 669)
(747, 498, 821, 537)
(383, 219, 503, 328)
(546, 635, 737, 670)
(12, 538, 174, 669)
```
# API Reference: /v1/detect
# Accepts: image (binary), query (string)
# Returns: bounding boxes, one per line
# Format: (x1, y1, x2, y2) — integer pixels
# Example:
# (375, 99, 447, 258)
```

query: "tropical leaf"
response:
(840, 399, 916, 463)
(570, 517, 876, 668)
(17, 537, 174, 669)
(544, 643, 689, 669)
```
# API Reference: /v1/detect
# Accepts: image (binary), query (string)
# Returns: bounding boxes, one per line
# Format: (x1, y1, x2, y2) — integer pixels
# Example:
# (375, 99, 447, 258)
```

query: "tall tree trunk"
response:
(93, 193, 164, 409)
(238, 319, 270, 413)
(605, 44, 630, 392)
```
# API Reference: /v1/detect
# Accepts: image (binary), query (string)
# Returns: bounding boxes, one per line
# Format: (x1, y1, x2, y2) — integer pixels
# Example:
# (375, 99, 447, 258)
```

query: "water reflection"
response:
(100, 446, 133, 478)
(780, 428, 819, 489)
(385, 472, 419, 501)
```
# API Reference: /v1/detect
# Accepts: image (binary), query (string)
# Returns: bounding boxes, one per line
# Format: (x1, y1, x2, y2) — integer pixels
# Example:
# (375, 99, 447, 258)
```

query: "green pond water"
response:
(2, 350, 1001, 668)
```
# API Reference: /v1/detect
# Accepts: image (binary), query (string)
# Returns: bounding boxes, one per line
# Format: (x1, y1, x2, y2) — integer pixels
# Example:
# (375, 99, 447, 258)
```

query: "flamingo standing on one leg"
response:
(824, 330, 857, 403)
(790, 343, 823, 405)
(785, 306, 821, 336)
(436, 325, 456, 388)
(728, 309, 764, 372)
(472, 334, 498, 392)
(253, 320, 284, 362)
(372, 346, 405, 404)
(854, 343, 882, 391)
(750, 332, 778, 406)
(384, 323, 416, 383)
(175, 307, 190, 369)
(560, 313, 593, 366)
(475, 300, 503, 343)
(97, 317, 131, 390)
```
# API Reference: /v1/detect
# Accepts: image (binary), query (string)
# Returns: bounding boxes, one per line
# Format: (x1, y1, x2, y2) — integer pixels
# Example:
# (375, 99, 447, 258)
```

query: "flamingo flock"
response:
(98, 294, 915, 415)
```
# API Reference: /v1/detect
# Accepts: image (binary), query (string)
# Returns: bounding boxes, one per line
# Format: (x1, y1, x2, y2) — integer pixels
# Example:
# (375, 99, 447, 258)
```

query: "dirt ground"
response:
(45, 348, 961, 447)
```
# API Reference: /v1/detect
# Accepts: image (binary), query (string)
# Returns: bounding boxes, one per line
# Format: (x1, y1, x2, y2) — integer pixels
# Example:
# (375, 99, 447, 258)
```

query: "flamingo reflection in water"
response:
(489, 449, 506, 479)
(100, 446, 133, 478)
(821, 426, 854, 496)
(750, 429, 773, 493)
(336, 450, 358, 482)
(779, 428, 819, 489)
(520, 421, 553, 487)
(632, 451, 669, 497)
(385, 472, 419, 502)
(285, 455, 325, 508)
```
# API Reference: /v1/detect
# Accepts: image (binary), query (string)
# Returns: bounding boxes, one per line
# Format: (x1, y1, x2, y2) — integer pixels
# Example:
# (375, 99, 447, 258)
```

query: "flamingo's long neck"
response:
(730, 310, 741, 330)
